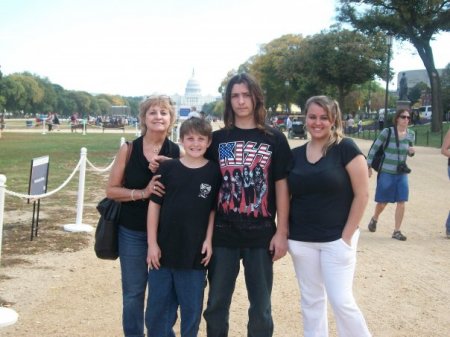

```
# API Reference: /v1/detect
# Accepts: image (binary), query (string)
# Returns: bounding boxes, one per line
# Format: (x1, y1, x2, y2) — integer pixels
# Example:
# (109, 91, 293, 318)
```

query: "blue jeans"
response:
(146, 268, 206, 337)
(119, 226, 149, 337)
(447, 167, 450, 234)
(203, 247, 274, 337)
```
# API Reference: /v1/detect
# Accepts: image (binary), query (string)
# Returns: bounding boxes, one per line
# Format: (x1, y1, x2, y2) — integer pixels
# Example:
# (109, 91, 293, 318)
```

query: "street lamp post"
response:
(284, 80, 290, 114)
(384, 35, 393, 127)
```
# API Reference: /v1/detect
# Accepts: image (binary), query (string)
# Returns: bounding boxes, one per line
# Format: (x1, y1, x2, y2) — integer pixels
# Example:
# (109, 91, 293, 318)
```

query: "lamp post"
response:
(284, 80, 290, 114)
(383, 35, 393, 126)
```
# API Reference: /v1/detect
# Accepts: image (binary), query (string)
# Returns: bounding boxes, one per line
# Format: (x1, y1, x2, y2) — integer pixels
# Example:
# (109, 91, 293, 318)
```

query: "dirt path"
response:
(1, 138, 449, 337)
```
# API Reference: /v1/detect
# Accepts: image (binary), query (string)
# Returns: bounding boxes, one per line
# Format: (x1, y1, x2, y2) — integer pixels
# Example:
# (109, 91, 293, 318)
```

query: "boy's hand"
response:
(147, 243, 161, 270)
(201, 240, 213, 266)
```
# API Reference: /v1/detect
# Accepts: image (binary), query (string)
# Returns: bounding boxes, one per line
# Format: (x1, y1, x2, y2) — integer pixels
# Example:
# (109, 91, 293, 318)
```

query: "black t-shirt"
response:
(288, 138, 362, 242)
(150, 159, 221, 269)
(118, 136, 180, 232)
(206, 126, 292, 248)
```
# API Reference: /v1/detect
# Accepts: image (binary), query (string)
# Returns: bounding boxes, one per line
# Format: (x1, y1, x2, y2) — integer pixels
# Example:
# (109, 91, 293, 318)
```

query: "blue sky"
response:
(1, 0, 449, 97)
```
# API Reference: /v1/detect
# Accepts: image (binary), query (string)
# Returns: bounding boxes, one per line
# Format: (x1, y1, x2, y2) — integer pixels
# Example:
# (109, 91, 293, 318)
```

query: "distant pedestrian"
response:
(441, 129, 450, 238)
(367, 109, 415, 241)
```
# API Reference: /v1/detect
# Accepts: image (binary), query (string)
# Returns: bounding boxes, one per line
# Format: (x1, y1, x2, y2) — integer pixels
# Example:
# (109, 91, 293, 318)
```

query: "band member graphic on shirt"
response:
(242, 165, 255, 213)
(219, 170, 232, 213)
(231, 168, 243, 212)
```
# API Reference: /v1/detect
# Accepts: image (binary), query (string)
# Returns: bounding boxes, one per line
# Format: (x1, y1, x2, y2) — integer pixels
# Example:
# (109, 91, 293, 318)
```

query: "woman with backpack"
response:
(366, 109, 415, 241)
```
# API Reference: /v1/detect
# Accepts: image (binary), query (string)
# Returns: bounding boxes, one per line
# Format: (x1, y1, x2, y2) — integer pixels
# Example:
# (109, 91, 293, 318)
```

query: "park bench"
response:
(70, 123, 85, 133)
(102, 123, 125, 133)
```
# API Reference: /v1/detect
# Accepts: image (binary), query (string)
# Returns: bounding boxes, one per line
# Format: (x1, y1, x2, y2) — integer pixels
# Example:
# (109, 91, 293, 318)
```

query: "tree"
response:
(441, 63, 450, 120)
(248, 34, 305, 113)
(338, 0, 450, 132)
(297, 28, 386, 113)
(408, 82, 430, 106)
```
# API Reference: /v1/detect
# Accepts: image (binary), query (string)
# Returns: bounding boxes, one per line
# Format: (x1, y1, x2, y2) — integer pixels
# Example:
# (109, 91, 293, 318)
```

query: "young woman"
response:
(288, 95, 371, 337)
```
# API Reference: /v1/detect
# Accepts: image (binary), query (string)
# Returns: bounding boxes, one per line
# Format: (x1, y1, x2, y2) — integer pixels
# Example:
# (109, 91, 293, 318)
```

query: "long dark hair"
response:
(223, 73, 267, 131)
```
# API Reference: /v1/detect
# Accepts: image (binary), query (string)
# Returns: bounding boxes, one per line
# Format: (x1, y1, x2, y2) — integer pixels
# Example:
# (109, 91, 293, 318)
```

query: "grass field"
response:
(352, 122, 449, 148)
(0, 132, 137, 268)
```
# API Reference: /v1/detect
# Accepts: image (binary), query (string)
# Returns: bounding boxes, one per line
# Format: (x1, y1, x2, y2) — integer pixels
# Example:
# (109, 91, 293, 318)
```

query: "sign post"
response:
(28, 156, 50, 240)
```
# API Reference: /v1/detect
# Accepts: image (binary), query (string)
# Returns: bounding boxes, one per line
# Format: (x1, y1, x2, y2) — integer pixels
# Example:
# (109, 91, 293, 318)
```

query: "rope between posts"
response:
(86, 157, 116, 173)
(4, 159, 82, 200)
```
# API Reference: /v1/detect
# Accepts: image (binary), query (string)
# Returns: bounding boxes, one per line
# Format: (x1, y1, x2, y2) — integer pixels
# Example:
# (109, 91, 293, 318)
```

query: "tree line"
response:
(0, 70, 142, 119)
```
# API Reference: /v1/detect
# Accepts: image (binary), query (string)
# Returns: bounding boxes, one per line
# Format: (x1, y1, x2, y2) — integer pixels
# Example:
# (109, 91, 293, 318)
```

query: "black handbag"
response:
(369, 127, 391, 172)
(94, 141, 133, 260)
(94, 198, 121, 259)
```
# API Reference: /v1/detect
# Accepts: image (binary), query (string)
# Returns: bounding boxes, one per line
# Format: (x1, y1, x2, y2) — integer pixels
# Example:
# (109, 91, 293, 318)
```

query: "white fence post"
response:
(0, 174, 6, 265)
(63, 148, 93, 232)
(0, 174, 19, 328)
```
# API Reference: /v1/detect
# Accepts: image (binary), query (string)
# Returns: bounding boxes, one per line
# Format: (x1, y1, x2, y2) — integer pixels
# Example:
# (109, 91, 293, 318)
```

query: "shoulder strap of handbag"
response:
(383, 127, 392, 150)
(393, 126, 401, 161)
(125, 141, 133, 164)
(121, 141, 133, 185)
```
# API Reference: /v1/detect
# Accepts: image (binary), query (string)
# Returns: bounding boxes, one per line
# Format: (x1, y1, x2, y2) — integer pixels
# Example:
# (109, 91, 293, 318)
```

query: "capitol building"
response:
(170, 70, 220, 118)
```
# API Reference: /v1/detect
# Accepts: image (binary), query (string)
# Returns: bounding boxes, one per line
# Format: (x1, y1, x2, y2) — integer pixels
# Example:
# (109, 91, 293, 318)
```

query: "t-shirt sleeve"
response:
(272, 130, 293, 181)
(339, 138, 364, 167)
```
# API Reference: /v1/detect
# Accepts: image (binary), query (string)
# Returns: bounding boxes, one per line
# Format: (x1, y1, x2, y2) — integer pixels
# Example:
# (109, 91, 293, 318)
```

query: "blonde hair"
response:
(138, 95, 176, 135)
(304, 95, 344, 155)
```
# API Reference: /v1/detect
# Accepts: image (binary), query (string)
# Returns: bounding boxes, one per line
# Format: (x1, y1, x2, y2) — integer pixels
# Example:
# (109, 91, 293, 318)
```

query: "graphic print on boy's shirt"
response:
(218, 140, 272, 217)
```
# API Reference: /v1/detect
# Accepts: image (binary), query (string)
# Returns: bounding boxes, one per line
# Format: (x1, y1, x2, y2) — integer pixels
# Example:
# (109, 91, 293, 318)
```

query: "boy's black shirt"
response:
(150, 159, 221, 269)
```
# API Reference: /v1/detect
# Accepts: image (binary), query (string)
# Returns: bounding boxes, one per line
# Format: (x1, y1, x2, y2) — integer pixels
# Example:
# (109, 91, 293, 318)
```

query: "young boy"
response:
(146, 117, 221, 337)
(203, 73, 292, 337)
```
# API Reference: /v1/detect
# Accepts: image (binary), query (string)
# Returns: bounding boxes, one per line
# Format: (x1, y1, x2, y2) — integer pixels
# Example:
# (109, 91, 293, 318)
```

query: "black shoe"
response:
(392, 230, 407, 241)
(368, 218, 377, 232)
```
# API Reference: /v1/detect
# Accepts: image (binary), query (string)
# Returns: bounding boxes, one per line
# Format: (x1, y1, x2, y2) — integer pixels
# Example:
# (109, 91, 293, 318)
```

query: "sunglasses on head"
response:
(399, 115, 411, 120)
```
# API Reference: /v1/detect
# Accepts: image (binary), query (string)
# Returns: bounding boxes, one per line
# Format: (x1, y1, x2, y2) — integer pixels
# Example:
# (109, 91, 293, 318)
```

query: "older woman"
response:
(106, 95, 180, 337)
(288, 95, 371, 337)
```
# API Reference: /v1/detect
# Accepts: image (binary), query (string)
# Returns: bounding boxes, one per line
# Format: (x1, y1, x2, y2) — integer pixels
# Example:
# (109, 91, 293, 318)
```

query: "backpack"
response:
(369, 127, 391, 172)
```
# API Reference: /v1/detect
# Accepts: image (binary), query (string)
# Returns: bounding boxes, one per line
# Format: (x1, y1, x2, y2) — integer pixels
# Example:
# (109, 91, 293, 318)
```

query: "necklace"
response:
(152, 146, 160, 154)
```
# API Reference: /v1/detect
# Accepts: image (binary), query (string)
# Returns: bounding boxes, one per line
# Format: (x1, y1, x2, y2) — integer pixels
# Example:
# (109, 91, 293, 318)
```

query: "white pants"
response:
(288, 231, 371, 337)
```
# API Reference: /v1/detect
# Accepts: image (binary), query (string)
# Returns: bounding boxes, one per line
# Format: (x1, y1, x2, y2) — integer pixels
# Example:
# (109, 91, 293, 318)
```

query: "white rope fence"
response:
(0, 137, 126, 264)
(0, 137, 128, 328)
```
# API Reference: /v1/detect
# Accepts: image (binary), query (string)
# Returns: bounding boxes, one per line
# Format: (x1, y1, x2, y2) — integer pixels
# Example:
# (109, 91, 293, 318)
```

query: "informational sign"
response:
(179, 107, 191, 118)
(28, 156, 50, 196)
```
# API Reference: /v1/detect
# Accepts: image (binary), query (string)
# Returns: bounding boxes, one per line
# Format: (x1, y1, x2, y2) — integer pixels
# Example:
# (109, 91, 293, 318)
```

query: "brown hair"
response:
(179, 117, 212, 140)
(393, 108, 410, 126)
(223, 73, 266, 131)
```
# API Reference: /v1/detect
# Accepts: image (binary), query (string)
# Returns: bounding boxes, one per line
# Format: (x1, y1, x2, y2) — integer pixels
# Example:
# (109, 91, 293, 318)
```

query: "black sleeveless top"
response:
(118, 136, 180, 231)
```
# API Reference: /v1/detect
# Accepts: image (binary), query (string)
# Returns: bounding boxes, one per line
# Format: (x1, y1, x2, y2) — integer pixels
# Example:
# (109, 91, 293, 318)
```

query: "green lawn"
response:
(0, 132, 134, 209)
(352, 122, 449, 148)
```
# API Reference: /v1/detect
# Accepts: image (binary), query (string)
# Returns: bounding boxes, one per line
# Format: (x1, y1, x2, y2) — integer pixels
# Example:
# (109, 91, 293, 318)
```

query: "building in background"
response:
(170, 69, 220, 119)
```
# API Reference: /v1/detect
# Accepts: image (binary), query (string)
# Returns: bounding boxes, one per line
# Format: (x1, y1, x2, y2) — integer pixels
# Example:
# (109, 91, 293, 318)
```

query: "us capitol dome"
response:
(170, 69, 219, 114)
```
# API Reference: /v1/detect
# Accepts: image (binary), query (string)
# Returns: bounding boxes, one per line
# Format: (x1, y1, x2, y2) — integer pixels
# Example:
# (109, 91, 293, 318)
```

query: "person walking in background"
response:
(441, 129, 450, 238)
(146, 117, 220, 337)
(288, 95, 371, 337)
(203, 73, 292, 337)
(286, 115, 293, 136)
(106, 95, 180, 337)
(367, 109, 415, 241)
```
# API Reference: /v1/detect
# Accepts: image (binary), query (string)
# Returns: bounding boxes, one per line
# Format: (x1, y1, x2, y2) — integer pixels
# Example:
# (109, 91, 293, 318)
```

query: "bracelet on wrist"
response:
(131, 189, 136, 201)
(141, 190, 145, 200)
